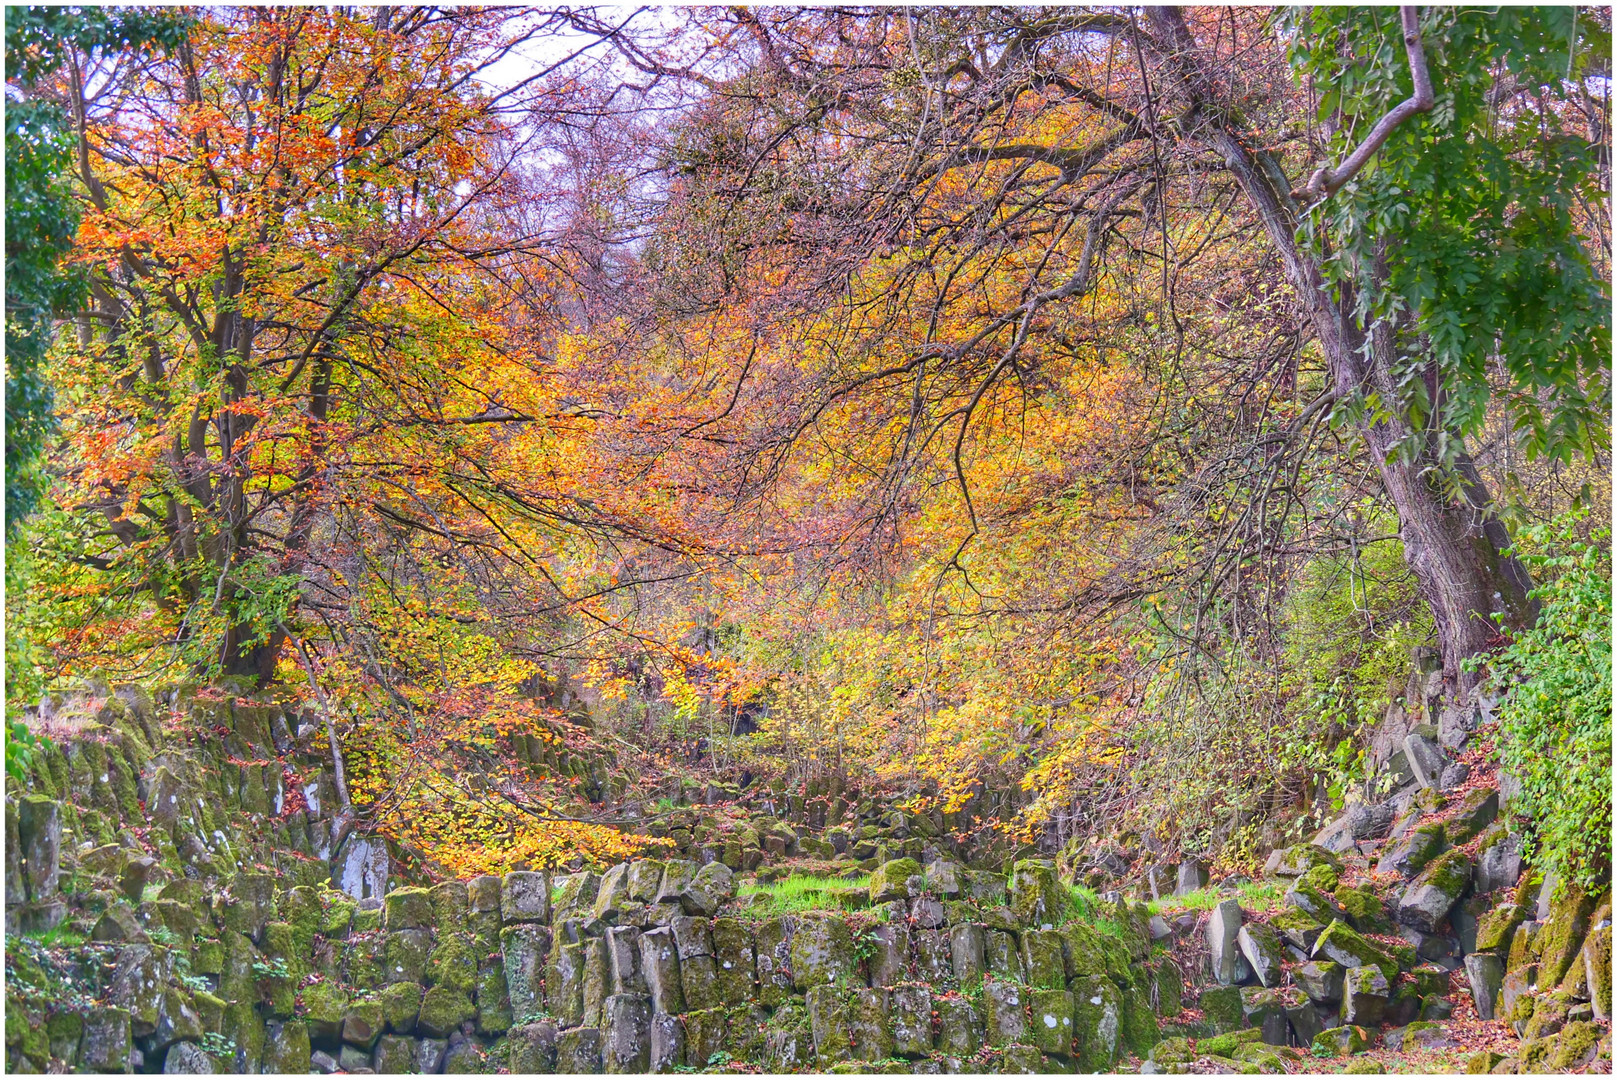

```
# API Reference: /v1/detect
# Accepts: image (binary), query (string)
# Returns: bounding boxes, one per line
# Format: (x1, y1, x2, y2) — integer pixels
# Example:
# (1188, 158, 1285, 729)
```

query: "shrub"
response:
(1485, 513, 1611, 895)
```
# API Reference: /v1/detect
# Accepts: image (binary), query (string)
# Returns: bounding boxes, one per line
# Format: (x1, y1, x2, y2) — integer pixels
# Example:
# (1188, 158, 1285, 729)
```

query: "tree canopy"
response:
(6, 5, 1609, 877)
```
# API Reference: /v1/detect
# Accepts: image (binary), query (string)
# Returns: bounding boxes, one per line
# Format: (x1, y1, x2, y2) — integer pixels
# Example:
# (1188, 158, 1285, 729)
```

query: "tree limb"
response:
(1296, 7, 1435, 201)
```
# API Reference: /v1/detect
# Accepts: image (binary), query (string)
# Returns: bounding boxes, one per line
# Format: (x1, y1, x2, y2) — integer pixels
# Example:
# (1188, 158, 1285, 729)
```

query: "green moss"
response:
(1298, 864, 1340, 893)
(299, 980, 349, 1026)
(1198, 1028, 1263, 1057)
(378, 981, 423, 1033)
(427, 933, 478, 994)
(1334, 886, 1389, 932)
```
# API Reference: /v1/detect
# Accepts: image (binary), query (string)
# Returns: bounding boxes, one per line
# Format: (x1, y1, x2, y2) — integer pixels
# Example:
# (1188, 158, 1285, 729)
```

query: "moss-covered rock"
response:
(1008, 860, 1066, 929)
(790, 913, 857, 991)
(1310, 1025, 1370, 1057)
(1312, 920, 1397, 980)
(868, 858, 922, 904)
(1071, 974, 1123, 1072)
(1475, 902, 1527, 955)
(298, 979, 349, 1043)
(418, 986, 477, 1039)
(1200, 985, 1244, 1033)
(427, 933, 478, 994)
(1536, 885, 1597, 986)
(262, 1019, 311, 1073)
(1396, 849, 1472, 933)
(384, 928, 433, 985)
(475, 962, 512, 1035)
(378, 980, 423, 1034)
(1265, 844, 1344, 878)
(383, 887, 434, 931)
(1335, 886, 1390, 933)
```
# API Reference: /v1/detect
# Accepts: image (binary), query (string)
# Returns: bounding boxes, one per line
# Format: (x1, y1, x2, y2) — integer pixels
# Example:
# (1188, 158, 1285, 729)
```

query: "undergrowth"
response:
(736, 873, 872, 915)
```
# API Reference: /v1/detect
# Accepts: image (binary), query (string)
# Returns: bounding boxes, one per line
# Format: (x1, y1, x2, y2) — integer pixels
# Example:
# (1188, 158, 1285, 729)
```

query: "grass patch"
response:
(1148, 879, 1284, 916)
(21, 923, 89, 949)
(736, 872, 871, 915)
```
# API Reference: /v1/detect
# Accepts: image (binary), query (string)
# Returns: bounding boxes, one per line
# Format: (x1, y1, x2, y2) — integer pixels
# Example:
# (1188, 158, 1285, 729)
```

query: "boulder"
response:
(1475, 901, 1526, 955)
(806, 985, 851, 1065)
(1240, 987, 1289, 1045)
(848, 988, 893, 1061)
(1022, 929, 1066, 989)
(475, 960, 512, 1035)
(555, 1026, 603, 1073)
(1397, 850, 1472, 934)
(342, 1000, 386, 1050)
(1286, 879, 1349, 925)
(501, 924, 549, 1022)
(415, 1037, 450, 1074)
(1341, 965, 1389, 1026)
(790, 913, 858, 991)
(638, 927, 684, 1016)
(1444, 789, 1499, 846)
(983, 978, 1027, 1045)
(262, 1020, 311, 1074)
(416, 987, 476, 1039)
(500, 871, 549, 924)
(679, 862, 735, 916)
(378, 981, 422, 1034)
(383, 887, 433, 931)
(626, 860, 664, 903)
(935, 996, 983, 1057)
(1474, 830, 1524, 895)
(1029, 989, 1075, 1057)
(162, 1042, 217, 1074)
(79, 1008, 132, 1072)
(1263, 843, 1343, 878)
(869, 858, 923, 903)
(1375, 822, 1447, 879)
(925, 860, 966, 898)
(594, 864, 632, 923)
(871, 922, 911, 987)
(1207, 899, 1251, 985)
(712, 918, 756, 1004)
(1071, 975, 1123, 1072)
(935, 923, 977, 988)
(1199, 986, 1244, 1033)
(1272, 907, 1326, 955)
(1237, 922, 1286, 988)
(650, 1013, 684, 1072)
(654, 862, 694, 906)
(1175, 859, 1210, 895)
(1465, 953, 1505, 1020)
(1536, 885, 1598, 986)
(551, 872, 601, 923)
(1008, 860, 1066, 929)
(17, 795, 61, 901)
(1585, 921, 1611, 1020)
(1312, 803, 1393, 854)
(891, 986, 933, 1058)
(1404, 732, 1448, 790)
(1310, 1024, 1370, 1057)
(606, 926, 646, 995)
(1312, 920, 1397, 980)
(601, 994, 652, 1073)
(507, 1020, 558, 1074)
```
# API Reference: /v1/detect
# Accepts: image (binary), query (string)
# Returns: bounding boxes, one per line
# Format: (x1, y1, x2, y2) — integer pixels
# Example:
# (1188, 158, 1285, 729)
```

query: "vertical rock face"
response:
(1207, 899, 1249, 986)
(984, 977, 1027, 1045)
(789, 913, 857, 991)
(17, 795, 61, 901)
(1072, 974, 1122, 1072)
(601, 993, 652, 1073)
(1009, 860, 1065, 929)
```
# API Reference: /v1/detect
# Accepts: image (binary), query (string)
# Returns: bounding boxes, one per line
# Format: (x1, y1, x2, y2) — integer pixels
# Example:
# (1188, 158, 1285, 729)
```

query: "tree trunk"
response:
(1148, 8, 1536, 692)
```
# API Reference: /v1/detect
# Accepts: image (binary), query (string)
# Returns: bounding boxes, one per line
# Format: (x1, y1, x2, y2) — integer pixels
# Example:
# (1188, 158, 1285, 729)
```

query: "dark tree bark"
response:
(1146, 7, 1536, 691)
